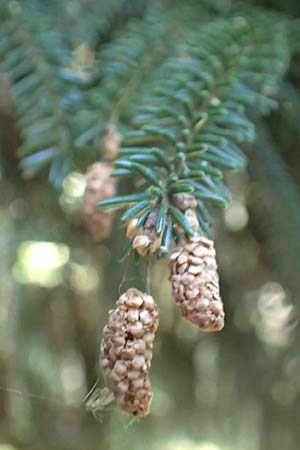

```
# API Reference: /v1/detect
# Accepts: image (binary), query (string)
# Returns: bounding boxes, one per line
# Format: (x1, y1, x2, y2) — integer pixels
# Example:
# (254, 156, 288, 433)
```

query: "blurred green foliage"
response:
(1, 1, 300, 450)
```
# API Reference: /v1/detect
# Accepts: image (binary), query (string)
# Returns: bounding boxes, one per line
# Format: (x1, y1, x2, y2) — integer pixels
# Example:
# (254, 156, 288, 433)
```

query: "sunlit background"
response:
(1, 0, 300, 449)
(1, 148, 300, 450)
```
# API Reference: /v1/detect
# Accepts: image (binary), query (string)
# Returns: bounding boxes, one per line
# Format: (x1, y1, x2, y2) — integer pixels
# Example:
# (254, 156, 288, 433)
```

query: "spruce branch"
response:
(250, 122, 300, 296)
(99, 13, 290, 256)
(74, 11, 178, 152)
(0, 2, 293, 253)
(0, 2, 73, 188)
(0, 0, 134, 185)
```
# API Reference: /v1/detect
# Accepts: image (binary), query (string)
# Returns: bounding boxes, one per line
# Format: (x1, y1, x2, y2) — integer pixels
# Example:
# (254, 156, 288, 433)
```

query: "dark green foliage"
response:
(0, 0, 296, 255)
(250, 122, 300, 294)
(100, 12, 290, 252)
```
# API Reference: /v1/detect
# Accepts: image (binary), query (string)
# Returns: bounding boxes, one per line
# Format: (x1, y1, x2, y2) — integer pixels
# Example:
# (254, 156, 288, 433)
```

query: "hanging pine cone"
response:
(83, 162, 117, 242)
(169, 236, 224, 332)
(101, 122, 123, 160)
(100, 288, 159, 416)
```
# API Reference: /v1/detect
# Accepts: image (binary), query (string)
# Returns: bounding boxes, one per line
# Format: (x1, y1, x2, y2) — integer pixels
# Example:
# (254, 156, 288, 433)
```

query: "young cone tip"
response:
(129, 210, 162, 256)
(101, 123, 123, 160)
(100, 288, 159, 416)
(170, 236, 225, 332)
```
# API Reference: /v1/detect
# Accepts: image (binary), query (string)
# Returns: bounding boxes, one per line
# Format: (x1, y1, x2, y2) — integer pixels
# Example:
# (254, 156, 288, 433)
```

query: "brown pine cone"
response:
(100, 288, 159, 416)
(83, 162, 117, 242)
(169, 236, 224, 332)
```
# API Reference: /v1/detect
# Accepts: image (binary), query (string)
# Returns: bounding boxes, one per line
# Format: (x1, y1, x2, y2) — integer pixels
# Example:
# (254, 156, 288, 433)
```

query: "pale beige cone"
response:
(101, 122, 123, 160)
(83, 162, 117, 242)
(100, 288, 159, 416)
(169, 236, 224, 332)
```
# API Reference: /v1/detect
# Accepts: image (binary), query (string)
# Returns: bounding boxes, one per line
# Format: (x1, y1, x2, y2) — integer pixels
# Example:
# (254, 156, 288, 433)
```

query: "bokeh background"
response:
(1, 0, 300, 449)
